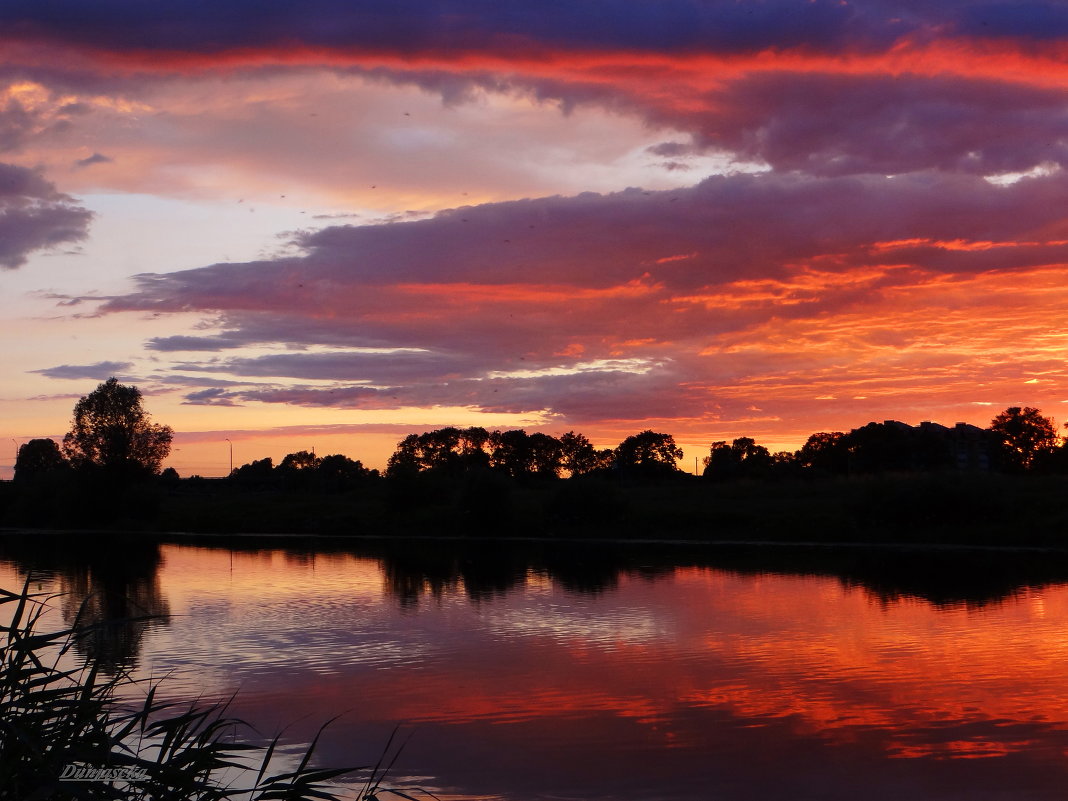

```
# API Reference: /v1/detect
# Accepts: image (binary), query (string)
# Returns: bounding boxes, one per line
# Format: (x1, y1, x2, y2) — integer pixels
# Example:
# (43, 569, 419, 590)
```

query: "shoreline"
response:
(3, 525, 1067, 555)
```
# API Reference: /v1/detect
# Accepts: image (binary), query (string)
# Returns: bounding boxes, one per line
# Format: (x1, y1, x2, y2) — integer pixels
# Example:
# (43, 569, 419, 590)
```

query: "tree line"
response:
(10, 378, 1068, 488)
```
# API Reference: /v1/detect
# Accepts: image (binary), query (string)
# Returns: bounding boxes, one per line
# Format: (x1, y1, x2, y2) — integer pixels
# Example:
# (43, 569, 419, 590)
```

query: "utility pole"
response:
(225, 438, 233, 476)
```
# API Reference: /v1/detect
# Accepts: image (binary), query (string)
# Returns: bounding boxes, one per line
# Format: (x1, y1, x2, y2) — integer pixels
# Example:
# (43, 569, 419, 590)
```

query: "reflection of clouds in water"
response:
(15, 542, 1068, 799)
(484, 602, 672, 647)
(158, 628, 437, 679)
(142, 599, 444, 691)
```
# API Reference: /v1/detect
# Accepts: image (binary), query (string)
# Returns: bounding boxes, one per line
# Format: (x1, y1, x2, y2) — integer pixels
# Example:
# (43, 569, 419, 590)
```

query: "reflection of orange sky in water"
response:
(148, 547, 1068, 765)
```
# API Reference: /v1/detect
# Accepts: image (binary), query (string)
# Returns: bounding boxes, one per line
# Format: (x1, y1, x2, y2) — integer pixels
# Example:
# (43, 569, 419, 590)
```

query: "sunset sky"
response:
(4, 1, 1068, 477)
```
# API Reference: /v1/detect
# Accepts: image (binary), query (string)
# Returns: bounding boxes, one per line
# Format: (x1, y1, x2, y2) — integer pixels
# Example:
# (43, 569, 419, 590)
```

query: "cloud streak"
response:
(32, 360, 133, 380)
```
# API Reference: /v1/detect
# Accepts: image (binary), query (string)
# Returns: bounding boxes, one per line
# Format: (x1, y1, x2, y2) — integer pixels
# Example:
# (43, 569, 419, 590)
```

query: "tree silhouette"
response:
(489, 430, 563, 478)
(703, 437, 772, 480)
(278, 450, 321, 471)
(559, 431, 600, 477)
(229, 456, 275, 488)
(797, 431, 849, 474)
(614, 430, 682, 476)
(990, 406, 1058, 471)
(386, 426, 491, 477)
(61, 378, 173, 477)
(13, 438, 68, 482)
(316, 453, 375, 490)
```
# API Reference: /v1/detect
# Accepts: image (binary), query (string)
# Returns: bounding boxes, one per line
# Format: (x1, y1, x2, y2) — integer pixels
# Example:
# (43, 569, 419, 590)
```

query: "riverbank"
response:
(3, 470, 1067, 548)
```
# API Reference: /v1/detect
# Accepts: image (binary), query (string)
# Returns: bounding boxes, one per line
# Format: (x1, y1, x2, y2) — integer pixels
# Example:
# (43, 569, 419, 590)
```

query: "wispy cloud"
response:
(32, 360, 133, 380)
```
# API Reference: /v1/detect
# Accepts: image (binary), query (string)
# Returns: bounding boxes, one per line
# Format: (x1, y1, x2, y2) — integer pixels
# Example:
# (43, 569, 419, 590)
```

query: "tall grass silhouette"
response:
(0, 580, 438, 801)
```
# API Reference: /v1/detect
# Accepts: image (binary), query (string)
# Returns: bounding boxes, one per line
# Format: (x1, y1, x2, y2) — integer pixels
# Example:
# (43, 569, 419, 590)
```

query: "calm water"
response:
(4, 534, 1068, 800)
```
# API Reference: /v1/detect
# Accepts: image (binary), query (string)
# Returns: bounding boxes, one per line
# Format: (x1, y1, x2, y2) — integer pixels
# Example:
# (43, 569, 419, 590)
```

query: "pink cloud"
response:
(64, 168, 1067, 438)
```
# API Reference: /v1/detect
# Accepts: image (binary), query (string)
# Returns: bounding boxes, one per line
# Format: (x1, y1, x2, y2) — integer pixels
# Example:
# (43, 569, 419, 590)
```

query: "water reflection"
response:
(697, 543, 1068, 609)
(370, 539, 1068, 609)
(0, 533, 170, 672)
(72, 534, 1068, 612)
(4, 535, 1068, 800)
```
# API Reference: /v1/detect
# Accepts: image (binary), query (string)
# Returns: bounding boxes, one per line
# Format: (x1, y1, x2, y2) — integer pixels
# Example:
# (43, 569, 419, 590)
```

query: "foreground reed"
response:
(0, 581, 435, 801)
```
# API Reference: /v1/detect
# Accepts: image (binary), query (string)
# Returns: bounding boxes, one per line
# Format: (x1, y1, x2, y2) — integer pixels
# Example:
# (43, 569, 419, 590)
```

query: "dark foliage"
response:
(62, 378, 173, 479)
(386, 427, 491, 478)
(488, 430, 563, 479)
(13, 438, 69, 483)
(703, 437, 772, 481)
(797, 432, 849, 474)
(613, 430, 682, 478)
(990, 406, 1059, 471)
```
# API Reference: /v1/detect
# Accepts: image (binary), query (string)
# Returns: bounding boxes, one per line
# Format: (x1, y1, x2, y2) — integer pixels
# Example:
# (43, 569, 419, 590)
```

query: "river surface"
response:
(4, 534, 1068, 800)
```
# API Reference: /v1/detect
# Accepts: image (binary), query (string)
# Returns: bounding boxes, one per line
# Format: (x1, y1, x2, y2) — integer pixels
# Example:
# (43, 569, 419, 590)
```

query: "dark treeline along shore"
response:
(5, 378, 1068, 546)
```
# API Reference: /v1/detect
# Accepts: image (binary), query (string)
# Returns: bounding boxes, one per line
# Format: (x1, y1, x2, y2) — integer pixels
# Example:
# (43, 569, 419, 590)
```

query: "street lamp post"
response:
(225, 438, 233, 476)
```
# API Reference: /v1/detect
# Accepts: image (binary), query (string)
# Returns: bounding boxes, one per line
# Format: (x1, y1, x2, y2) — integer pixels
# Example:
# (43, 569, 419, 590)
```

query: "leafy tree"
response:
(386, 426, 491, 477)
(278, 450, 321, 471)
(593, 448, 616, 471)
(527, 433, 564, 477)
(61, 378, 173, 477)
(990, 406, 1059, 471)
(457, 427, 492, 465)
(13, 438, 68, 482)
(488, 429, 528, 477)
(797, 431, 849, 474)
(703, 437, 772, 480)
(418, 427, 465, 473)
(770, 450, 801, 477)
(275, 450, 322, 490)
(703, 441, 733, 478)
(316, 453, 376, 490)
(489, 430, 563, 478)
(386, 434, 424, 478)
(614, 430, 682, 476)
(843, 421, 920, 474)
(230, 457, 275, 486)
(559, 431, 600, 477)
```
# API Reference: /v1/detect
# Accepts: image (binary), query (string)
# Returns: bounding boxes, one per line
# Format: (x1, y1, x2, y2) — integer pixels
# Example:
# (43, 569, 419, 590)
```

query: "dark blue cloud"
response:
(956, 2, 1068, 39)
(0, 0, 965, 56)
